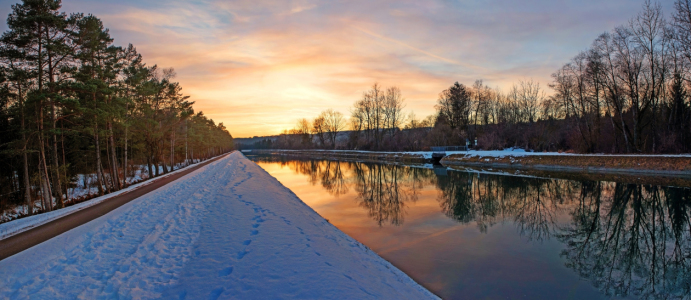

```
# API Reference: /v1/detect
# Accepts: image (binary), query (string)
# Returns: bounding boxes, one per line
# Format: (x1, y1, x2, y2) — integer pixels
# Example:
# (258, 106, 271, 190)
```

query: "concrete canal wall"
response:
(250, 149, 430, 164)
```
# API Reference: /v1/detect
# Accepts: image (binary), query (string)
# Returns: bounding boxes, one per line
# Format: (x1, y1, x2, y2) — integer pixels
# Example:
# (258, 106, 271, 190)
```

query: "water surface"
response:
(250, 155, 691, 300)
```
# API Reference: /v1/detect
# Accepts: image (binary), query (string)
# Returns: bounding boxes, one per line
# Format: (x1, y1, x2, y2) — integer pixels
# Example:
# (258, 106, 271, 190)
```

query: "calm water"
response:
(249, 155, 691, 300)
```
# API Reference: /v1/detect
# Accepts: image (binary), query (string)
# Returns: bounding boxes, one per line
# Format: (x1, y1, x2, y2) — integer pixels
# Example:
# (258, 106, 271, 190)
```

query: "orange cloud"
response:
(46, 0, 665, 137)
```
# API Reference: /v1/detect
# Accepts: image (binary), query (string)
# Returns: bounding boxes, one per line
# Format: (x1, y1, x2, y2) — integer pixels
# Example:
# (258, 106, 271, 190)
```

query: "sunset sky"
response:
(0, 0, 675, 138)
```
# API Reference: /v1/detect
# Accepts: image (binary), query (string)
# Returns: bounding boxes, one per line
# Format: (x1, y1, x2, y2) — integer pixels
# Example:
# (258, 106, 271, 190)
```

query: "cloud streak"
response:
(349, 24, 485, 71)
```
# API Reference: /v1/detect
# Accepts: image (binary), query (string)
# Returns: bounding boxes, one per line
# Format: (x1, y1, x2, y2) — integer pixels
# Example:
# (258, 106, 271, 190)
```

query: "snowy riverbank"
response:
(253, 148, 691, 160)
(252, 149, 691, 177)
(0, 152, 437, 299)
(442, 149, 691, 177)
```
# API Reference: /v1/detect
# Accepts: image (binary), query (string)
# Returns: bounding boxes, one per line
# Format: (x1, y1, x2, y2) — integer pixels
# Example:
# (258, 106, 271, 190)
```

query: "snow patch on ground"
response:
(0, 161, 207, 241)
(67, 164, 193, 200)
(0, 152, 438, 299)
(267, 148, 691, 159)
(451, 148, 691, 158)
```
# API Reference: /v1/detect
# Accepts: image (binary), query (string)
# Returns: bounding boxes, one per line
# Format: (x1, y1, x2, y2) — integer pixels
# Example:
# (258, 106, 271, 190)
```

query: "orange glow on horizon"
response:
(37, 0, 660, 137)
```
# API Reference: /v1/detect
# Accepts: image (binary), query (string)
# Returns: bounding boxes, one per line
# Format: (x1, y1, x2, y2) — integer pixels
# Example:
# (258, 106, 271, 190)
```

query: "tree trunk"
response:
(94, 119, 105, 196)
(48, 43, 63, 208)
(22, 135, 32, 215)
(170, 130, 175, 170)
(38, 133, 53, 212)
(36, 24, 53, 212)
(38, 101, 53, 212)
(154, 154, 160, 177)
(161, 154, 169, 173)
(105, 136, 115, 189)
(146, 155, 153, 180)
(39, 167, 51, 212)
(51, 99, 63, 207)
(18, 84, 32, 215)
(61, 122, 68, 199)
(108, 120, 120, 190)
(99, 159, 111, 194)
(123, 104, 129, 187)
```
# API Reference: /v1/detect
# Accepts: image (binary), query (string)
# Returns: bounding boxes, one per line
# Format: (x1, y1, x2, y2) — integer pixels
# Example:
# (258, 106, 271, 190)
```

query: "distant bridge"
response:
(431, 146, 468, 163)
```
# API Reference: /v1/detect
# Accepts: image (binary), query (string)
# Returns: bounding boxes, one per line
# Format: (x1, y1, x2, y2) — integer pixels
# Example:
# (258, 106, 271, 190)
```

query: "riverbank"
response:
(251, 149, 430, 164)
(442, 151, 691, 178)
(250, 149, 691, 179)
(0, 152, 437, 299)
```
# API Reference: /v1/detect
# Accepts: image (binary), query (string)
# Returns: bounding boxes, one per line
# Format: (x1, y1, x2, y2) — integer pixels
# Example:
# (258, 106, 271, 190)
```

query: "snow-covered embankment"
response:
(442, 149, 691, 176)
(0, 152, 437, 299)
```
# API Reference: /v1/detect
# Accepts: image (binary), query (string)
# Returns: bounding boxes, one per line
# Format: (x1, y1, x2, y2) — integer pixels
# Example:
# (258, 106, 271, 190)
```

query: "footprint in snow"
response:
(218, 267, 233, 277)
(208, 287, 224, 300)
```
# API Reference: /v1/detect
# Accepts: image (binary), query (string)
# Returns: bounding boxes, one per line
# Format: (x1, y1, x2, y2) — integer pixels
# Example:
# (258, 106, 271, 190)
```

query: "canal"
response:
(249, 155, 691, 300)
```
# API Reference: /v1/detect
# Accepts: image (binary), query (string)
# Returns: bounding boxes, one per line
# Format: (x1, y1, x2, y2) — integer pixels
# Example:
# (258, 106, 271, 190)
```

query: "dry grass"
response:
(442, 154, 691, 173)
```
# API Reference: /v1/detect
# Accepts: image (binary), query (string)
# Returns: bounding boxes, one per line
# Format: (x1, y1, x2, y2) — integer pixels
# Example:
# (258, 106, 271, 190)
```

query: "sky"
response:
(0, 0, 676, 138)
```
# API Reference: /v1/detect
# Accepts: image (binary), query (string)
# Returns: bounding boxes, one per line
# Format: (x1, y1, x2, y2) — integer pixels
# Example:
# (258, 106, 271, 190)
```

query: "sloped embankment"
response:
(442, 154, 691, 177)
(0, 152, 438, 299)
(254, 150, 429, 164)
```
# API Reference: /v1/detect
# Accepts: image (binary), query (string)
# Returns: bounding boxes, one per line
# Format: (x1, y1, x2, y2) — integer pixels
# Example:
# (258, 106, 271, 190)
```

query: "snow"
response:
(0, 152, 438, 299)
(68, 165, 188, 199)
(0, 161, 206, 241)
(264, 148, 691, 160)
(445, 148, 691, 158)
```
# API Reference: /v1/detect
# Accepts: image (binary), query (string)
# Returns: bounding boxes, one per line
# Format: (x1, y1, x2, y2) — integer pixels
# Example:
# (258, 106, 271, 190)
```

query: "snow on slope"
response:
(0, 152, 438, 300)
(0, 160, 205, 240)
(275, 148, 691, 159)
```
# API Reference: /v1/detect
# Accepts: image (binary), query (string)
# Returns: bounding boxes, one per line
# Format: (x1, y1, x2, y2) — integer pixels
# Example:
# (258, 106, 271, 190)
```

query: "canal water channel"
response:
(249, 154, 691, 300)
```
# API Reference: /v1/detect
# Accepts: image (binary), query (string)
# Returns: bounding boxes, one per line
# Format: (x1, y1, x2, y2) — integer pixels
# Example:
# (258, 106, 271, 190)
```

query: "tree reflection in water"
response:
(435, 172, 570, 239)
(558, 184, 691, 299)
(351, 163, 431, 226)
(257, 156, 351, 197)
(252, 156, 691, 299)
(435, 170, 691, 299)
(253, 156, 431, 226)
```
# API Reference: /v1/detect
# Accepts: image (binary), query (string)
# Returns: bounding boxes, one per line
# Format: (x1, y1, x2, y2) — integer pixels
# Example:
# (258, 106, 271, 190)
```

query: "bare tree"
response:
(295, 118, 312, 148)
(323, 109, 345, 149)
(312, 116, 327, 148)
(630, 0, 669, 151)
(517, 79, 544, 123)
(383, 86, 406, 138)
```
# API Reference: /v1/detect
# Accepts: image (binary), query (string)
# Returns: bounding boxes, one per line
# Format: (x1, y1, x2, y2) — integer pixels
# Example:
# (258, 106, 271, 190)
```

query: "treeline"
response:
(433, 0, 691, 153)
(246, 83, 423, 151)
(249, 79, 558, 151)
(0, 1, 233, 216)
(253, 0, 690, 154)
(548, 0, 691, 153)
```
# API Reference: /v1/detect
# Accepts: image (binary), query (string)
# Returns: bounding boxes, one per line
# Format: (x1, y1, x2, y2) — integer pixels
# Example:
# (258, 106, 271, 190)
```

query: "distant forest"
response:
(0, 1, 233, 216)
(243, 1, 691, 154)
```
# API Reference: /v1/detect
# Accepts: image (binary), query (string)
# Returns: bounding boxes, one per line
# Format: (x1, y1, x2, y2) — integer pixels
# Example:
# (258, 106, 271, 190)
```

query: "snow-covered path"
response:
(0, 152, 437, 299)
